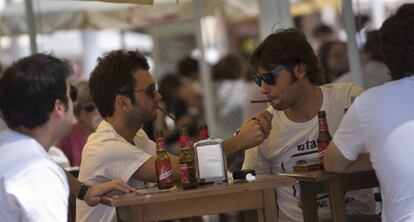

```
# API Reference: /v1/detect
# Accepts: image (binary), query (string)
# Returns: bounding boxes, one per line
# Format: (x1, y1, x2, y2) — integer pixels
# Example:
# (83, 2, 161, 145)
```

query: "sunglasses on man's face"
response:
(70, 85, 78, 102)
(252, 65, 290, 87)
(135, 84, 158, 99)
(82, 104, 96, 113)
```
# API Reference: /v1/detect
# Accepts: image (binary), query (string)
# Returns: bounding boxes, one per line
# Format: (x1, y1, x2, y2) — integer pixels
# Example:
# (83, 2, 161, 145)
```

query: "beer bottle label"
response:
(317, 141, 329, 162)
(319, 119, 329, 131)
(180, 164, 195, 184)
(156, 160, 173, 186)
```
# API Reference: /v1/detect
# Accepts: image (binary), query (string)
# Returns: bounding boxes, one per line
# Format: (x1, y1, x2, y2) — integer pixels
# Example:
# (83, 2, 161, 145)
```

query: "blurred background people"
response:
(154, 73, 203, 154)
(56, 81, 102, 167)
(311, 23, 338, 52)
(318, 40, 350, 83)
(335, 30, 390, 88)
(213, 54, 249, 139)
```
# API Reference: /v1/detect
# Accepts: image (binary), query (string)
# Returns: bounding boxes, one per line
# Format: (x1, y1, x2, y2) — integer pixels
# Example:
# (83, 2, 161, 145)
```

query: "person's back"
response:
(325, 3, 414, 221)
(0, 130, 69, 221)
(340, 78, 414, 220)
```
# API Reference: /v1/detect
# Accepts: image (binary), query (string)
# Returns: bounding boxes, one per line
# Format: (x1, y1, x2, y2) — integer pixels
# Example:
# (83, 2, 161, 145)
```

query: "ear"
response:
(294, 63, 307, 80)
(52, 99, 68, 119)
(114, 95, 131, 111)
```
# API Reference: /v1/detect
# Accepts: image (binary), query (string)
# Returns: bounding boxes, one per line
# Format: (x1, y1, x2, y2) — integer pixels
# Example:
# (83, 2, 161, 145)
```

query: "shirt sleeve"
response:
(333, 98, 366, 161)
(97, 139, 152, 182)
(345, 83, 364, 108)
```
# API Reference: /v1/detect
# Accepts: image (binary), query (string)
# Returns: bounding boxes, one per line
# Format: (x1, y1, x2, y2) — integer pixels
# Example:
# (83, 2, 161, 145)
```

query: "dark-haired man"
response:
(77, 50, 267, 222)
(222, 28, 374, 221)
(325, 3, 414, 221)
(0, 54, 134, 221)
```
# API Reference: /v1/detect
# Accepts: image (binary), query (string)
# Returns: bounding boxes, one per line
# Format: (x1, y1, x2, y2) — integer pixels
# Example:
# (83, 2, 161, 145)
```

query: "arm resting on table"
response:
(324, 142, 372, 173)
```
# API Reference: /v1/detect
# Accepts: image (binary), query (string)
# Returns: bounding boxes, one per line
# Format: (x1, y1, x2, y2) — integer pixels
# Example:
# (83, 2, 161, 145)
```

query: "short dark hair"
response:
(380, 3, 414, 80)
(0, 53, 72, 129)
(89, 50, 150, 118)
(363, 30, 383, 62)
(250, 28, 323, 85)
(177, 56, 199, 78)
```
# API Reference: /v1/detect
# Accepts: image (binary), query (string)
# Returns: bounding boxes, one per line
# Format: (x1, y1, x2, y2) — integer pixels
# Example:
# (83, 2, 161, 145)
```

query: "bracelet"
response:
(77, 183, 90, 200)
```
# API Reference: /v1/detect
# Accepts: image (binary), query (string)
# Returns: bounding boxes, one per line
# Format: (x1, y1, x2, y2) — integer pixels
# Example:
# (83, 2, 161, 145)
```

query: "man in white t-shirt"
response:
(0, 54, 74, 221)
(325, 4, 414, 222)
(0, 54, 136, 222)
(223, 28, 374, 221)
(76, 50, 269, 222)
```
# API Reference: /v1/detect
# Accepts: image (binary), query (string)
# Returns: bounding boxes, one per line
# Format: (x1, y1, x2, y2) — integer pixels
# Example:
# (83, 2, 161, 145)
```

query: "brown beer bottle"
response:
(317, 111, 332, 164)
(179, 127, 198, 189)
(155, 130, 175, 189)
(198, 123, 209, 140)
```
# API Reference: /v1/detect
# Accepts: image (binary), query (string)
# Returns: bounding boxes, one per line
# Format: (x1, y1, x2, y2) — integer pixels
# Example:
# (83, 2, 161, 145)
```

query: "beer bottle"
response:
(155, 130, 174, 189)
(317, 111, 332, 164)
(198, 123, 209, 140)
(179, 127, 198, 189)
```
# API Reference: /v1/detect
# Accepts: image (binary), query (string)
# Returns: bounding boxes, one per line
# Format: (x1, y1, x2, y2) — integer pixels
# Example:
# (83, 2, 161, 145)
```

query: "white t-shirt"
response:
(0, 129, 69, 222)
(334, 76, 414, 222)
(243, 83, 374, 222)
(76, 120, 154, 222)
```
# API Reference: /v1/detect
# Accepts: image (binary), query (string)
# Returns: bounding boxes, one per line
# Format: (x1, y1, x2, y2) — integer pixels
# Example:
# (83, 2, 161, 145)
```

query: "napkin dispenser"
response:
(194, 138, 227, 184)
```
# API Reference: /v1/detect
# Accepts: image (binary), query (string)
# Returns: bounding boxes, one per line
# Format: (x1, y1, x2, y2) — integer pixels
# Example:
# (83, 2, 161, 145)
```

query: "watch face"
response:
(77, 184, 89, 200)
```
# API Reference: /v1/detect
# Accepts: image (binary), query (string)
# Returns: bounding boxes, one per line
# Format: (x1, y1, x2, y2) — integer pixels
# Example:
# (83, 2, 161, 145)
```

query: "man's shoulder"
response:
(322, 82, 361, 91)
(322, 82, 363, 99)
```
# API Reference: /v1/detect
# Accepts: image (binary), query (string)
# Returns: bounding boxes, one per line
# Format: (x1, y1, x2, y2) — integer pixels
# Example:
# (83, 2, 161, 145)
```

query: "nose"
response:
(154, 91, 162, 102)
(260, 82, 272, 95)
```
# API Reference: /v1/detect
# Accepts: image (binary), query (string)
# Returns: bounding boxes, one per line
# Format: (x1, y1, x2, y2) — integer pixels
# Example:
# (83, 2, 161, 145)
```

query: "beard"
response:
(125, 105, 157, 130)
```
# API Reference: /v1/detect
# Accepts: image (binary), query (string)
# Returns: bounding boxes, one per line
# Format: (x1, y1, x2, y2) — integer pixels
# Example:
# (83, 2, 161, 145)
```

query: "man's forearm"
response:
(222, 135, 245, 164)
(344, 154, 372, 172)
(65, 171, 81, 204)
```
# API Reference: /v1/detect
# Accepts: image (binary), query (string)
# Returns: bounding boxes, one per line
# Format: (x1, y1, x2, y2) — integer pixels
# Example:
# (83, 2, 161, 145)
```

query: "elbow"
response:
(324, 157, 349, 173)
(324, 161, 342, 173)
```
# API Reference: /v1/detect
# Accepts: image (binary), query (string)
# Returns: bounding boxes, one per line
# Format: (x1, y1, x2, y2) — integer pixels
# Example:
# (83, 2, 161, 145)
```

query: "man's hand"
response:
(251, 110, 273, 139)
(84, 179, 136, 206)
(236, 110, 273, 150)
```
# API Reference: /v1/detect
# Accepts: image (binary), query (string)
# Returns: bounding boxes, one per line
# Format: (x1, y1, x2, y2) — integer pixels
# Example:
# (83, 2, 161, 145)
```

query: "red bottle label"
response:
(156, 160, 173, 186)
(199, 130, 209, 140)
(319, 119, 329, 131)
(180, 164, 195, 184)
(317, 141, 328, 162)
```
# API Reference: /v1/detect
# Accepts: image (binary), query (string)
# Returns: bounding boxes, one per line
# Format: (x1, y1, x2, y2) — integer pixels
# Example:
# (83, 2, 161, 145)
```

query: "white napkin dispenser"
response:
(194, 138, 228, 184)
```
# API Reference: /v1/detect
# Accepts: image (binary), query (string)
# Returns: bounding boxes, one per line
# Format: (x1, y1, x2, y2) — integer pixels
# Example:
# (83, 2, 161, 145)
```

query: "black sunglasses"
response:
(70, 85, 78, 102)
(134, 84, 158, 98)
(82, 104, 96, 113)
(253, 65, 291, 87)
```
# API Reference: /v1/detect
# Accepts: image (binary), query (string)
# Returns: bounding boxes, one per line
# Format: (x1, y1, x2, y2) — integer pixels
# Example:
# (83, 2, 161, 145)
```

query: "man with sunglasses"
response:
(0, 54, 134, 221)
(78, 49, 271, 222)
(223, 29, 375, 221)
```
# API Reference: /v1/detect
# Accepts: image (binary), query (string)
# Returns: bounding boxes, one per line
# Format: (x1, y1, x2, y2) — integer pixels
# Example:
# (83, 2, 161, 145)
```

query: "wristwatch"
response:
(77, 183, 90, 200)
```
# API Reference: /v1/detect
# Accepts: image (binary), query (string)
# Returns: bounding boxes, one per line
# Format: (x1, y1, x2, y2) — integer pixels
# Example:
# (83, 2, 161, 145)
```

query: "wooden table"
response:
(280, 170, 379, 222)
(101, 175, 295, 222)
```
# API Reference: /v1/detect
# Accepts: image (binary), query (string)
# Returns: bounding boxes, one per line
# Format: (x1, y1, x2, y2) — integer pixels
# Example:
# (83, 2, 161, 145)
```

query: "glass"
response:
(134, 84, 158, 98)
(252, 65, 291, 87)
